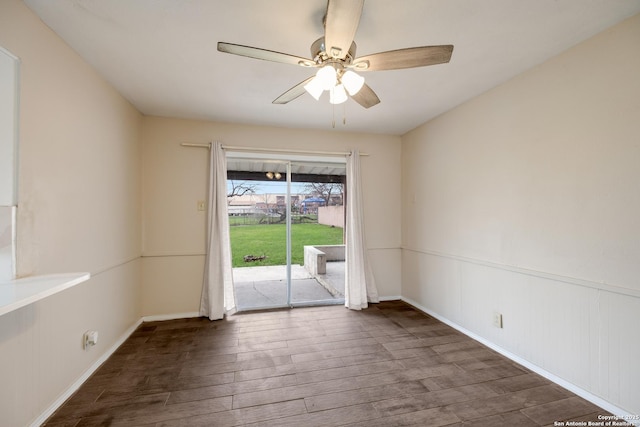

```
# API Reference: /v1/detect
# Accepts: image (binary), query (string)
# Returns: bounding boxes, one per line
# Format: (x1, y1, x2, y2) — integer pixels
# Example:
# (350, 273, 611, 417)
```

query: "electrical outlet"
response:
(83, 330, 99, 350)
(197, 200, 206, 211)
(493, 313, 503, 328)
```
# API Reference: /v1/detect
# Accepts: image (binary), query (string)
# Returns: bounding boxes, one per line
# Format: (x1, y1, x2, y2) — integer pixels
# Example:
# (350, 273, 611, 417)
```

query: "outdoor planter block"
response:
(304, 246, 327, 275)
(314, 244, 345, 261)
(304, 244, 345, 275)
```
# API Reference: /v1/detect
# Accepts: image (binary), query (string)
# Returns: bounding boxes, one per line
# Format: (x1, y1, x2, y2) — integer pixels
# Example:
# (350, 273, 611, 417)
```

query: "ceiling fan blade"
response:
(273, 77, 315, 104)
(353, 45, 454, 71)
(218, 42, 315, 67)
(351, 83, 380, 108)
(324, 0, 364, 59)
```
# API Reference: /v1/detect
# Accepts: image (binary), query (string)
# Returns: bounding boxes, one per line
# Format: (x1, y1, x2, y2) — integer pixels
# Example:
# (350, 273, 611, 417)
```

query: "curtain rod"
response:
(180, 142, 368, 157)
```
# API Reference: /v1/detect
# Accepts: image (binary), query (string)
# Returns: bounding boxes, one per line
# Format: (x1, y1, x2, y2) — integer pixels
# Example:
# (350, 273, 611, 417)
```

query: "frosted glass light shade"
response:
(304, 77, 324, 100)
(316, 65, 337, 90)
(329, 84, 348, 104)
(342, 70, 365, 95)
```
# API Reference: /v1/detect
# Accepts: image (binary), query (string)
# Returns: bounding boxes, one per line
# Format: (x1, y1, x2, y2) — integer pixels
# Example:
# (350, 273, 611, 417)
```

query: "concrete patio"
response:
(232, 262, 345, 311)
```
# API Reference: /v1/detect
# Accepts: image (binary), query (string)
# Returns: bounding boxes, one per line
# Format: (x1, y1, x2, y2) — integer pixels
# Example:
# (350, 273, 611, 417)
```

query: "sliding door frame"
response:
(227, 152, 347, 310)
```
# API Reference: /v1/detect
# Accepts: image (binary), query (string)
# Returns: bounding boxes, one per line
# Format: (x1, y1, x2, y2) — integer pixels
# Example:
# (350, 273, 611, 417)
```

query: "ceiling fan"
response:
(217, 0, 453, 108)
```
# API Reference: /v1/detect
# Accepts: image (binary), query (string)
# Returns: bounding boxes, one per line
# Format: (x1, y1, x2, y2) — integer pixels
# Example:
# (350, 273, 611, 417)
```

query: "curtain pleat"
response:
(345, 149, 379, 310)
(199, 142, 236, 320)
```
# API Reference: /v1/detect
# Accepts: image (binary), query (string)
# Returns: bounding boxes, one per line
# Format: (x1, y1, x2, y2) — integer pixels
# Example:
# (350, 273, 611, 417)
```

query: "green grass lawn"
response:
(230, 223, 343, 267)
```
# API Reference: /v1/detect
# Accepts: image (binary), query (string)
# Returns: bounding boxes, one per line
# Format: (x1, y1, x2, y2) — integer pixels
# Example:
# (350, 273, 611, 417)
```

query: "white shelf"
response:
(0, 272, 90, 317)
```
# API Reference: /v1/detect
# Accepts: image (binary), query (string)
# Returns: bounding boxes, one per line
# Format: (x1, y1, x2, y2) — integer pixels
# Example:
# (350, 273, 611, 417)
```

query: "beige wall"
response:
(141, 117, 402, 315)
(0, 1, 142, 425)
(401, 14, 640, 415)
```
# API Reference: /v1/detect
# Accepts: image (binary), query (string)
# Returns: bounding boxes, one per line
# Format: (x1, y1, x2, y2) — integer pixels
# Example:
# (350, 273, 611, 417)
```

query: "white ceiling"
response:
(24, 0, 640, 135)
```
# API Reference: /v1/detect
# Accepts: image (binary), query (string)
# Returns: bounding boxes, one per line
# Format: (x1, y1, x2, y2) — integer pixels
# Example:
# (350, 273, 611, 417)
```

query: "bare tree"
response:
(303, 182, 344, 206)
(227, 180, 257, 204)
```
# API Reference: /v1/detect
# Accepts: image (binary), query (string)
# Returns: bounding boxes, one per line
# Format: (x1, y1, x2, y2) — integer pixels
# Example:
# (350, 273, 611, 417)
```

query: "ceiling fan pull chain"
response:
(332, 102, 336, 128)
(343, 103, 346, 125)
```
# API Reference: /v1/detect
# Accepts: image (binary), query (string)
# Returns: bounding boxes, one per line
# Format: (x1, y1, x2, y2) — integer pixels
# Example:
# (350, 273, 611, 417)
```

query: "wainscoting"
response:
(402, 249, 640, 420)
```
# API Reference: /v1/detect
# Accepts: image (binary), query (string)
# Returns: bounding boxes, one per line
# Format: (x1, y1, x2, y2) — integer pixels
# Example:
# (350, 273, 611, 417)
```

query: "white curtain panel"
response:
(345, 149, 380, 310)
(199, 142, 236, 320)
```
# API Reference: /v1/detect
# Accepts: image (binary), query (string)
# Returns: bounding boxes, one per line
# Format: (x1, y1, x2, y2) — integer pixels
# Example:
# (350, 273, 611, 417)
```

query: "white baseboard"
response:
(378, 295, 402, 302)
(401, 297, 639, 427)
(36, 301, 636, 427)
(142, 311, 201, 322)
(31, 317, 144, 427)
(32, 312, 203, 425)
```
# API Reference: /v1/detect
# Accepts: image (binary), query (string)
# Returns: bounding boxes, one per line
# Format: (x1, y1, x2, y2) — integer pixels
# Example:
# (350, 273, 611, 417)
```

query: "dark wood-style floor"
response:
(44, 300, 609, 426)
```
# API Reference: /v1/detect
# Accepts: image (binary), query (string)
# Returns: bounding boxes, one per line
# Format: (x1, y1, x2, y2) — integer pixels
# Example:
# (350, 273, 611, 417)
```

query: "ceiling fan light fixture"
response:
(304, 77, 324, 100)
(316, 65, 338, 90)
(218, 0, 454, 111)
(329, 84, 348, 104)
(342, 70, 365, 95)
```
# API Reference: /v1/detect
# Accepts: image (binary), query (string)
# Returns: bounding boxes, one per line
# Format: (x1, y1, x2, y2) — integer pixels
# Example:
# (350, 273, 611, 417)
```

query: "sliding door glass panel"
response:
(228, 160, 289, 311)
(290, 160, 345, 306)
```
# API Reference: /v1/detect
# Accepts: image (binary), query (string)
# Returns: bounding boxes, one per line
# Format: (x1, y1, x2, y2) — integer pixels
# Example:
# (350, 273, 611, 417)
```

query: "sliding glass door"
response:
(227, 155, 346, 311)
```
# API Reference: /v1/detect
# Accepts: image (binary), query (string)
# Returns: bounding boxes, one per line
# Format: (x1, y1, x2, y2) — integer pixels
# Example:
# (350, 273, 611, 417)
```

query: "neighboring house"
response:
(229, 193, 332, 215)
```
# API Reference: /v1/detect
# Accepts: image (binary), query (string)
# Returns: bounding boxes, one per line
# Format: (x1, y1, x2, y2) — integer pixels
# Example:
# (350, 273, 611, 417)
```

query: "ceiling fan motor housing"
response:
(311, 37, 357, 66)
